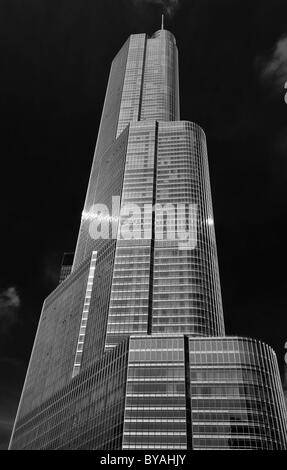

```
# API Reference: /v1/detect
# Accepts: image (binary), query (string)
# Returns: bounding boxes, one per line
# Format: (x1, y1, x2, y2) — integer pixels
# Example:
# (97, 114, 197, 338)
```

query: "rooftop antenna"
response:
(161, 14, 164, 30)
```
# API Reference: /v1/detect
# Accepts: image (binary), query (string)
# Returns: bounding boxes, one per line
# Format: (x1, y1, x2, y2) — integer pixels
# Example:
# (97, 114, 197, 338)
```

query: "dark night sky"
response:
(1, 0, 287, 450)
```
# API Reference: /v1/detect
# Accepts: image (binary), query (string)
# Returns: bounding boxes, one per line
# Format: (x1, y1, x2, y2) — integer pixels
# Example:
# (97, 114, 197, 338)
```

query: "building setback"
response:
(9, 26, 287, 450)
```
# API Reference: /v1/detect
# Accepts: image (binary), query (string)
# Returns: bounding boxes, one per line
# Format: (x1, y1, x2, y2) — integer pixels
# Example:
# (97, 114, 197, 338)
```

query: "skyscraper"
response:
(9, 24, 287, 450)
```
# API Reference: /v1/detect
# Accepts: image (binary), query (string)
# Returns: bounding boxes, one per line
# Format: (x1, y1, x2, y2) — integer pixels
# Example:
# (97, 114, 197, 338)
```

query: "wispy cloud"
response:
(0, 287, 21, 337)
(130, 0, 182, 18)
(258, 35, 287, 89)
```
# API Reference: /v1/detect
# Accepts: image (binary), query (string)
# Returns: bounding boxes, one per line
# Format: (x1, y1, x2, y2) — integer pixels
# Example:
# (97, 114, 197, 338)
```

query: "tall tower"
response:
(9, 26, 287, 450)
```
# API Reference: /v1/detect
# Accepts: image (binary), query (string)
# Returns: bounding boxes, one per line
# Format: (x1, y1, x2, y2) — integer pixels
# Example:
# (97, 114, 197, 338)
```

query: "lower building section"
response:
(123, 336, 190, 449)
(188, 337, 287, 449)
(123, 336, 287, 450)
(9, 339, 129, 450)
(9, 336, 287, 450)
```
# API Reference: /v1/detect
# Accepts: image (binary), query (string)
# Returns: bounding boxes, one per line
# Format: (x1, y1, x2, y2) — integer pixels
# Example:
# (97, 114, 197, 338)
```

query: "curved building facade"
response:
(105, 120, 224, 351)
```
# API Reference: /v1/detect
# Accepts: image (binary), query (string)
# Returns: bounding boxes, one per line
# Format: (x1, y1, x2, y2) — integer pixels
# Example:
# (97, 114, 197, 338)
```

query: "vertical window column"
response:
(72, 251, 97, 378)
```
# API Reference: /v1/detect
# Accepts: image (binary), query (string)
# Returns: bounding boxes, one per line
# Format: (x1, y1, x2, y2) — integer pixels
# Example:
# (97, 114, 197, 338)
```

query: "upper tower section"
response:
(91, 27, 180, 160)
(73, 28, 180, 270)
(116, 28, 180, 136)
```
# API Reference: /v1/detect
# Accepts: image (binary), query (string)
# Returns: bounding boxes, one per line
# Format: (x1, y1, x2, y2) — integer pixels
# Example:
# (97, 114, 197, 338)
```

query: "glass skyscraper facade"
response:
(9, 26, 287, 450)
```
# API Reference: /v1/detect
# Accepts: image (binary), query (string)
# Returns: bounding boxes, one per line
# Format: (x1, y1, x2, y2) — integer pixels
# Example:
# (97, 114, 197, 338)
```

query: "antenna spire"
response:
(161, 14, 164, 30)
